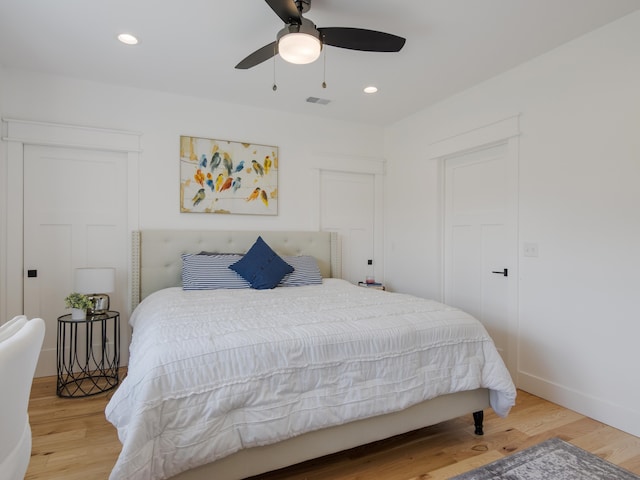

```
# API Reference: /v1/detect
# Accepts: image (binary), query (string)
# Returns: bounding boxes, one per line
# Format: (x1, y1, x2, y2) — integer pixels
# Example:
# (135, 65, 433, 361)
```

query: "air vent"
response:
(306, 97, 331, 105)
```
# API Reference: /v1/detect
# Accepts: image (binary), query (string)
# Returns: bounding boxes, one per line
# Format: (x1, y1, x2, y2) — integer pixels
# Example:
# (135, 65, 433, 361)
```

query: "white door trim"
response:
(2, 118, 142, 152)
(1, 118, 141, 323)
(428, 115, 520, 159)
(430, 115, 520, 378)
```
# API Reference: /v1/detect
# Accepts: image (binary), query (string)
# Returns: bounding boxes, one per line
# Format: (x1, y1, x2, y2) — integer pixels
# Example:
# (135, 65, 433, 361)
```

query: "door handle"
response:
(491, 268, 508, 277)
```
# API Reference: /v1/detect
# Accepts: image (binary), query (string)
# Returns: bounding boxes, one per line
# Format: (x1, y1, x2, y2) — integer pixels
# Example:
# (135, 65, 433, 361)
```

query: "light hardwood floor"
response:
(26, 373, 640, 479)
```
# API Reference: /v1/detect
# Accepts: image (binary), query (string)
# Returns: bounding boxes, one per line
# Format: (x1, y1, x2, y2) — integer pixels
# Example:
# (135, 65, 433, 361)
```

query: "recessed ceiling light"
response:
(363, 86, 378, 94)
(117, 33, 139, 45)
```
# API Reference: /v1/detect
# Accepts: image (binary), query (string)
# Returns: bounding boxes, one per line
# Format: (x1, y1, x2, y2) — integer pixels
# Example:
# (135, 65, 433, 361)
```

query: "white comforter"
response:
(106, 279, 515, 480)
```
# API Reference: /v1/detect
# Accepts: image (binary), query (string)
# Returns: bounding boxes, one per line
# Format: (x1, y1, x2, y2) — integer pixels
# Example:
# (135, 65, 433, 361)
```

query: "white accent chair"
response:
(0, 316, 45, 480)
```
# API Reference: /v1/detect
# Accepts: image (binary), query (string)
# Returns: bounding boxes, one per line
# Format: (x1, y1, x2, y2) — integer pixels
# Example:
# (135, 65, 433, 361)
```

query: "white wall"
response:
(0, 68, 385, 324)
(384, 11, 640, 436)
(0, 69, 384, 231)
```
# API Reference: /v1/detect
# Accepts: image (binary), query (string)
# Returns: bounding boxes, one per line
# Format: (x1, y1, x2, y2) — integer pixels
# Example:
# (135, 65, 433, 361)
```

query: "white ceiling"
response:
(1, 0, 639, 126)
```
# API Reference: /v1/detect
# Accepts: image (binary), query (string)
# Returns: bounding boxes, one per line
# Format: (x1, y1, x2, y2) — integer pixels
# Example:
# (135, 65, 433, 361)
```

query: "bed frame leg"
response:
(473, 410, 484, 435)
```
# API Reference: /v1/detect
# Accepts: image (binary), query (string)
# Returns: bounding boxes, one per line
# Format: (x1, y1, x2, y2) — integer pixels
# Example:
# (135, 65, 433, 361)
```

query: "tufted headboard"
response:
(131, 230, 340, 308)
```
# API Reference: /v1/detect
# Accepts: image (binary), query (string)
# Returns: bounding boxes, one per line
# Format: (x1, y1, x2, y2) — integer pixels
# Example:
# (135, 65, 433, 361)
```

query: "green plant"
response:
(64, 292, 93, 310)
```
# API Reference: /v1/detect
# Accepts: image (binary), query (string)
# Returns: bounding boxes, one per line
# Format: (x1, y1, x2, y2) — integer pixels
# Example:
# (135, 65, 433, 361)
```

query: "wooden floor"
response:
(26, 373, 640, 479)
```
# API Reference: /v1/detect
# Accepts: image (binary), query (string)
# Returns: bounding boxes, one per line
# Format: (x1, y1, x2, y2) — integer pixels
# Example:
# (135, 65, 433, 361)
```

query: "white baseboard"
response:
(518, 371, 640, 438)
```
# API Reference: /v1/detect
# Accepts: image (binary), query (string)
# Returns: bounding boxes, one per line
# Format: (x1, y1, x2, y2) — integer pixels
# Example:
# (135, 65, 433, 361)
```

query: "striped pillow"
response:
(279, 255, 323, 287)
(181, 253, 251, 290)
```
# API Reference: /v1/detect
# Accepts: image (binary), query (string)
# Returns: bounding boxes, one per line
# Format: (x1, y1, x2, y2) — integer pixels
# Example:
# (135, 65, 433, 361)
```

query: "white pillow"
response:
(0, 315, 28, 343)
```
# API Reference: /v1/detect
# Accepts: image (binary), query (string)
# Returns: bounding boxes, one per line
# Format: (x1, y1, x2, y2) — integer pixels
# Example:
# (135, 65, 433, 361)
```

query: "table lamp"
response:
(74, 267, 115, 315)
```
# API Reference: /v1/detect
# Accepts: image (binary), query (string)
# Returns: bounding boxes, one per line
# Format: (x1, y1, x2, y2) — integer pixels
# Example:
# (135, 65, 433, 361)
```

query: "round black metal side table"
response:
(56, 310, 120, 398)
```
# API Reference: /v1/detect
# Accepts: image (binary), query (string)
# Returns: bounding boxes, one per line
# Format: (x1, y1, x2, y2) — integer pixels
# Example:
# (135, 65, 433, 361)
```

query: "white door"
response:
(23, 145, 129, 376)
(320, 171, 375, 284)
(443, 141, 517, 372)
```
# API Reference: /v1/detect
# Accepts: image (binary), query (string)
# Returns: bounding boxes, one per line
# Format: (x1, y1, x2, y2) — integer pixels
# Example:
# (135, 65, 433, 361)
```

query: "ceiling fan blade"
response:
(265, 0, 301, 25)
(235, 41, 278, 69)
(318, 27, 406, 52)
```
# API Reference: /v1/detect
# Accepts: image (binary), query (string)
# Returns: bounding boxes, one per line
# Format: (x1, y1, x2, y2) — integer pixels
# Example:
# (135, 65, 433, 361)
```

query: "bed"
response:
(106, 230, 516, 480)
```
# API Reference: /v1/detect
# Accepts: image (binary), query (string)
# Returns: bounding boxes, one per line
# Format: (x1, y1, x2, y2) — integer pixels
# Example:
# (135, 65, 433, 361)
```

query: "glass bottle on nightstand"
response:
(366, 259, 375, 284)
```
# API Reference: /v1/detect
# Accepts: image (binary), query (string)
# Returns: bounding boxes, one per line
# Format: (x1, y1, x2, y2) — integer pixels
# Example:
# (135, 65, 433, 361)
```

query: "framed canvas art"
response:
(180, 135, 278, 215)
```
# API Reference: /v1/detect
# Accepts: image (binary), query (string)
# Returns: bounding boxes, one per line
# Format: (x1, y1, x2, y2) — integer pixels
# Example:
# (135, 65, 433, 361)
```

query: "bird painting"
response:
(263, 155, 272, 175)
(246, 187, 260, 202)
(194, 169, 205, 187)
(231, 177, 241, 193)
(252, 160, 264, 176)
(181, 136, 277, 215)
(205, 172, 215, 191)
(214, 173, 224, 192)
(189, 137, 197, 161)
(192, 188, 205, 206)
(223, 153, 233, 176)
(210, 152, 221, 172)
(219, 176, 233, 192)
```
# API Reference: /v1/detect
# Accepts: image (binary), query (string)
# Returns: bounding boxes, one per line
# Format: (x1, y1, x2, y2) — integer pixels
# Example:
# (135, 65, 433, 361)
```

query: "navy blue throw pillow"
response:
(229, 236, 294, 289)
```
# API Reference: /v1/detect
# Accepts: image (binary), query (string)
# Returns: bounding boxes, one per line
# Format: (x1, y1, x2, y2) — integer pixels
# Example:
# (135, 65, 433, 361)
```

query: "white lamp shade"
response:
(278, 32, 321, 64)
(74, 268, 115, 294)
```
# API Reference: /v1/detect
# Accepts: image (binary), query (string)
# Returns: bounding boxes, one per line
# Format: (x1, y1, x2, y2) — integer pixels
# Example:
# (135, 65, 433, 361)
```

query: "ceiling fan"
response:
(235, 0, 406, 69)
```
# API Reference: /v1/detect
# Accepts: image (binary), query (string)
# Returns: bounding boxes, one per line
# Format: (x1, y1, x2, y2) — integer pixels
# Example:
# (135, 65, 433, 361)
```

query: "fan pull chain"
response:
(322, 43, 327, 88)
(272, 46, 278, 91)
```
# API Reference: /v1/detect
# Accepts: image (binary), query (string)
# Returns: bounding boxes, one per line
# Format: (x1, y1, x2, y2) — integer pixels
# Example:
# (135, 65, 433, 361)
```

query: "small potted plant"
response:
(64, 292, 93, 320)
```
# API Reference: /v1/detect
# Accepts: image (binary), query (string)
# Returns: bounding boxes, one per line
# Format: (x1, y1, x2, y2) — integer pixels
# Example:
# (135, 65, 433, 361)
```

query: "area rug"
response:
(451, 437, 640, 479)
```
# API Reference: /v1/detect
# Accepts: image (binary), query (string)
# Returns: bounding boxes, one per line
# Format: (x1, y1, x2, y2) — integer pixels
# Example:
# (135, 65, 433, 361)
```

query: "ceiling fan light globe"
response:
(278, 33, 321, 64)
